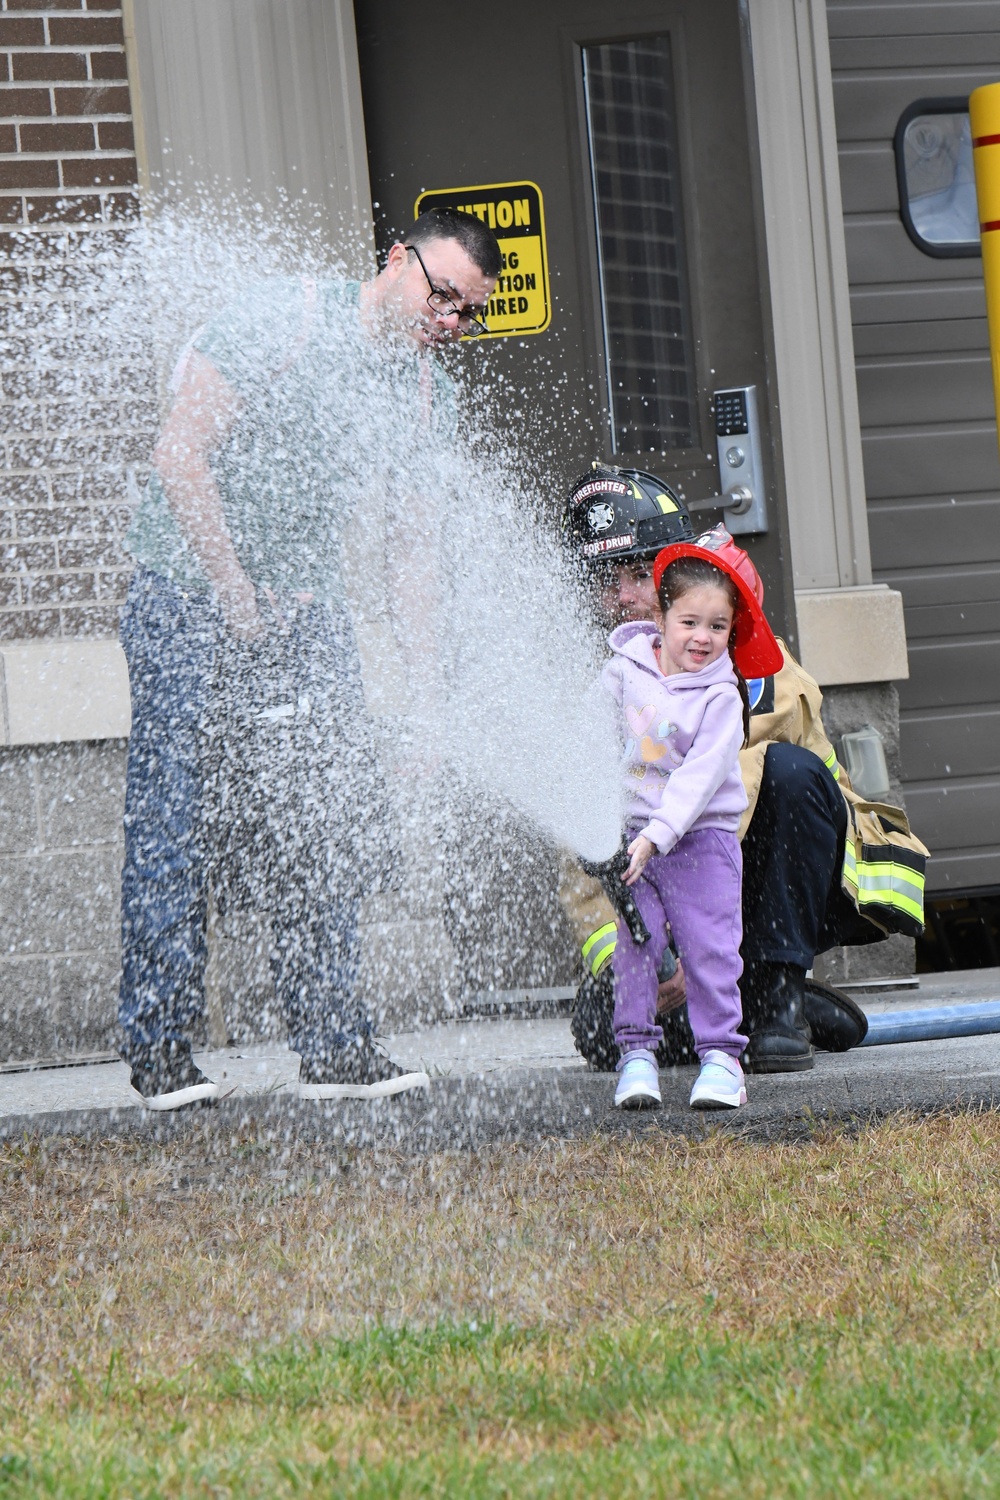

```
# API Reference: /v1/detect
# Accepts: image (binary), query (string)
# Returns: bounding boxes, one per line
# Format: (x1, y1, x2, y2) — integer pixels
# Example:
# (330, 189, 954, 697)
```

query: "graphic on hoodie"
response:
(623, 702, 682, 774)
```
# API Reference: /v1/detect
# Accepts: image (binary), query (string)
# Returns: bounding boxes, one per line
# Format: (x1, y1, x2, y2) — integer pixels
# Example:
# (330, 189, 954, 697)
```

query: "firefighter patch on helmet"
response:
(572, 478, 628, 505)
(582, 533, 634, 556)
(587, 501, 615, 534)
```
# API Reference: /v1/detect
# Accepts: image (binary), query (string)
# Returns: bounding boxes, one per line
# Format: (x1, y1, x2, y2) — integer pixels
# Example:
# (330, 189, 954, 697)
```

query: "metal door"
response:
(354, 0, 794, 632)
(354, 0, 792, 992)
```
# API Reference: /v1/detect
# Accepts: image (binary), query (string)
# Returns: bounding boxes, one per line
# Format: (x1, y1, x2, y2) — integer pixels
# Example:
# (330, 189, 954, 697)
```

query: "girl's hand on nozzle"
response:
(623, 834, 655, 886)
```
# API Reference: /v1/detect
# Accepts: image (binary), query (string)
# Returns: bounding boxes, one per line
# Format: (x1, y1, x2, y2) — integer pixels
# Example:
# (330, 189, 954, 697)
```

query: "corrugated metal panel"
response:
(862, 428, 1000, 496)
(844, 218, 983, 284)
(839, 145, 896, 211)
(128, 0, 374, 276)
(829, 0, 1000, 891)
(901, 706, 1000, 780)
(898, 640, 1000, 709)
(829, 5, 1000, 40)
(833, 34, 1000, 66)
(915, 845, 1000, 891)
(856, 353, 994, 424)
(904, 600, 1000, 637)
(888, 561, 1000, 606)
(833, 69, 992, 140)
(867, 496, 1000, 568)
(852, 318, 989, 355)
(903, 779, 1000, 890)
(850, 281, 985, 325)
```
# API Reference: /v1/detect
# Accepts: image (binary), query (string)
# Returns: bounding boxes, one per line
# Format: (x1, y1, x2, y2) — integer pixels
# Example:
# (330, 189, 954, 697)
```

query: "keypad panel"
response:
(714, 389, 749, 437)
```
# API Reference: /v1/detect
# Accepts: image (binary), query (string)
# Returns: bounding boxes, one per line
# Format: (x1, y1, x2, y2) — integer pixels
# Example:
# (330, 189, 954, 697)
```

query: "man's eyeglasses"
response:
(404, 243, 489, 337)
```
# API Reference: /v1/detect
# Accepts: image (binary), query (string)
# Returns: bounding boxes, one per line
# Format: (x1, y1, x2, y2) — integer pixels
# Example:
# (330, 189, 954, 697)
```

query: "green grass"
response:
(2, 1322, 1000, 1496)
(3, 1114, 1000, 1495)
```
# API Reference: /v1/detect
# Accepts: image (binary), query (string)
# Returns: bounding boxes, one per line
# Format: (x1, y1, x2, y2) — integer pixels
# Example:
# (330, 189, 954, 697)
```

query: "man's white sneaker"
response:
(297, 1070, 430, 1101)
(297, 1039, 429, 1100)
(128, 1040, 223, 1111)
(614, 1049, 662, 1110)
(689, 1049, 747, 1110)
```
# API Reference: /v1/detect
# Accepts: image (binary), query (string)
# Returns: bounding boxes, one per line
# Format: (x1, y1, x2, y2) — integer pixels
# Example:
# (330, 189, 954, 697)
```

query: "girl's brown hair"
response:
(657, 557, 750, 745)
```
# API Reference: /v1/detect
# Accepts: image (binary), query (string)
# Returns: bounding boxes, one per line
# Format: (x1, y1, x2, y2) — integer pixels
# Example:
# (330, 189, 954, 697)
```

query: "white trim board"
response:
(795, 586, 909, 687)
(0, 641, 131, 747)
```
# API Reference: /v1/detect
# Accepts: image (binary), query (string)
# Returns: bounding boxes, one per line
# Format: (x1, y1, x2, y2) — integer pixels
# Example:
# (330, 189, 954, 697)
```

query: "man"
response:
(563, 464, 929, 1073)
(119, 208, 501, 1109)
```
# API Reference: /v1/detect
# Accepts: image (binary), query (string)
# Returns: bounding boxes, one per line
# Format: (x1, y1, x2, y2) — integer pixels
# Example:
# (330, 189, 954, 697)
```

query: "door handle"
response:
(686, 485, 754, 516)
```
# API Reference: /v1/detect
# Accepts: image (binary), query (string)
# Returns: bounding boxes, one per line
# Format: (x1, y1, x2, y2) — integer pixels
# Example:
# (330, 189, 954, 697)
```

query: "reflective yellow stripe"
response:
(589, 936, 617, 975)
(843, 838, 926, 925)
(846, 841, 927, 885)
(824, 748, 840, 781)
(856, 860, 924, 894)
(581, 922, 617, 976)
(857, 884, 925, 924)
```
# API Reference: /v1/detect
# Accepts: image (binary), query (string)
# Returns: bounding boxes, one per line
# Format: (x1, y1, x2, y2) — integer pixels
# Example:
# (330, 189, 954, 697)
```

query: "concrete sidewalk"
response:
(2, 968, 1000, 1150)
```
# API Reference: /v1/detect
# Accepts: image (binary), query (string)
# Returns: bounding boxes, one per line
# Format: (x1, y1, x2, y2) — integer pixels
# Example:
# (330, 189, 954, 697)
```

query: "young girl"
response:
(602, 525, 783, 1111)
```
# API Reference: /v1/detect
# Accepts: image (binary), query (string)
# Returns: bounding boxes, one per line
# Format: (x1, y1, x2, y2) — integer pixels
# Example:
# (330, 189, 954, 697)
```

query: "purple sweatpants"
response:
(612, 826, 747, 1061)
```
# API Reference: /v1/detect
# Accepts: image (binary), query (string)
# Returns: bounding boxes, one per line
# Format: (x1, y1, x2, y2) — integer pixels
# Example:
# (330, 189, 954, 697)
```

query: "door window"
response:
(582, 33, 698, 454)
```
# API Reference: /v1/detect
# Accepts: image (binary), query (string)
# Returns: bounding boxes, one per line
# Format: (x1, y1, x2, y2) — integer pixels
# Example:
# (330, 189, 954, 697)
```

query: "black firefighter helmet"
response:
(565, 464, 693, 566)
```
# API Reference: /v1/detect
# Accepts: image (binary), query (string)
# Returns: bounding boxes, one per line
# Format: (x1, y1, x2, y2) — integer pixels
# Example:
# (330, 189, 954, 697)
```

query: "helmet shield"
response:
(653, 524, 784, 678)
(565, 466, 694, 565)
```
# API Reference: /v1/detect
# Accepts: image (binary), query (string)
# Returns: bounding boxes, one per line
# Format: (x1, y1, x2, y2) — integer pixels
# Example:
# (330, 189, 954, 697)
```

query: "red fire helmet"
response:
(652, 524, 784, 678)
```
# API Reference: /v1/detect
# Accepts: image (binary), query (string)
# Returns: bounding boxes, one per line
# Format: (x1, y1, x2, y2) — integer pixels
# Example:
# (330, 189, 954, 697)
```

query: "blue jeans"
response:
(118, 567, 373, 1067)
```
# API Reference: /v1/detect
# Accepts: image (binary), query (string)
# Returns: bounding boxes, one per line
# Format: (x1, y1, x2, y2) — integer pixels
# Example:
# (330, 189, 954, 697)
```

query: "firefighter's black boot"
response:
(802, 978, 868, 1051)
(741, 961, 814, 1073)
(570, 969, 618, 1071)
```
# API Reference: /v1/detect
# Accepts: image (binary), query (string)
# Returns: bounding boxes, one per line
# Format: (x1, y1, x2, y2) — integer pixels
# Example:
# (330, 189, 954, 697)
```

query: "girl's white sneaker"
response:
(614, 1049, 662, 1110)
(690, 1050, 747, 1110)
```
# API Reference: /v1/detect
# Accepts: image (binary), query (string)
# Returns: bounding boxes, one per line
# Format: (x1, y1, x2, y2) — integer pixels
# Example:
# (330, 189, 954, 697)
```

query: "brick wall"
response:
(0, 0, 155, 641)
(0, 2, 156, 1058)
(0, 740, 124, 1062)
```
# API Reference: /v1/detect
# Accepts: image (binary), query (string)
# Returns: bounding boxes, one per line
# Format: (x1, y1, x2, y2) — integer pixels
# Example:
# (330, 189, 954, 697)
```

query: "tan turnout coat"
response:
(561, 643, 929, 960)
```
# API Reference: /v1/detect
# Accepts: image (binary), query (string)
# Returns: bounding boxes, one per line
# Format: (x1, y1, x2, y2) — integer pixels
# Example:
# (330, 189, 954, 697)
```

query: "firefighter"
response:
(563, 464, 929, 1074)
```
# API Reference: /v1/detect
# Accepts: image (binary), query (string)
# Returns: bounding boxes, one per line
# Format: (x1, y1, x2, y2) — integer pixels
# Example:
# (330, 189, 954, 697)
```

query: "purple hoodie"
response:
(602, 621, 748, 855)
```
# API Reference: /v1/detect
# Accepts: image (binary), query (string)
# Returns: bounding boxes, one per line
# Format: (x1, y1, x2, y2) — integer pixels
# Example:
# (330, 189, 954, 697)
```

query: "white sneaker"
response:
(614, 1049, 662, 1110)
(297, 1070, 430, 1102)
(129, 1041, 224, 1112)
(690, 1049, 747, 1110)
(297, 1040, 430, 1101)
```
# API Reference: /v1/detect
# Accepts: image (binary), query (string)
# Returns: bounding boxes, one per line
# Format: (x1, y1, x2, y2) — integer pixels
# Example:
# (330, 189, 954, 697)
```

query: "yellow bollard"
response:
(971, 83, 1000, 458)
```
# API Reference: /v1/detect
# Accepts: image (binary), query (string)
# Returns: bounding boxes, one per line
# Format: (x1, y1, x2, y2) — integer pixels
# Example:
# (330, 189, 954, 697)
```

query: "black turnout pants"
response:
(741, 742, 879, 970)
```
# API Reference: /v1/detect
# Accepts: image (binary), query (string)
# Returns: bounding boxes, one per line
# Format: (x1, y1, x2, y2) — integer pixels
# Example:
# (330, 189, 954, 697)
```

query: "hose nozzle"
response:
(580, 842, 650, 947)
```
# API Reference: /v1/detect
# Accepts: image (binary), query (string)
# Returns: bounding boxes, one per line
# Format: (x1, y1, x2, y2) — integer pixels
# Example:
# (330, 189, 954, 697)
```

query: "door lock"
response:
(722, 484, 753, 515)
(685, 386, 768, 535)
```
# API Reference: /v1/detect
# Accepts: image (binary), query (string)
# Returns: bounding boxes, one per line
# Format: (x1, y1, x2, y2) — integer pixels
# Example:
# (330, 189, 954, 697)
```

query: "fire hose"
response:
(859, 1002, 1000, 1047)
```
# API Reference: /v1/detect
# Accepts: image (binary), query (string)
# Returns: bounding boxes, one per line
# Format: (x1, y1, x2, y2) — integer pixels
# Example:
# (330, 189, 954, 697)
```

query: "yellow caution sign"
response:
(414, 181, 550, 338)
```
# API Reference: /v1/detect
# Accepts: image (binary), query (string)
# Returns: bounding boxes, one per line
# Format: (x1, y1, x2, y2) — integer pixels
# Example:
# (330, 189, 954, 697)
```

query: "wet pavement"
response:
(2, 968, 1000, 1150)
